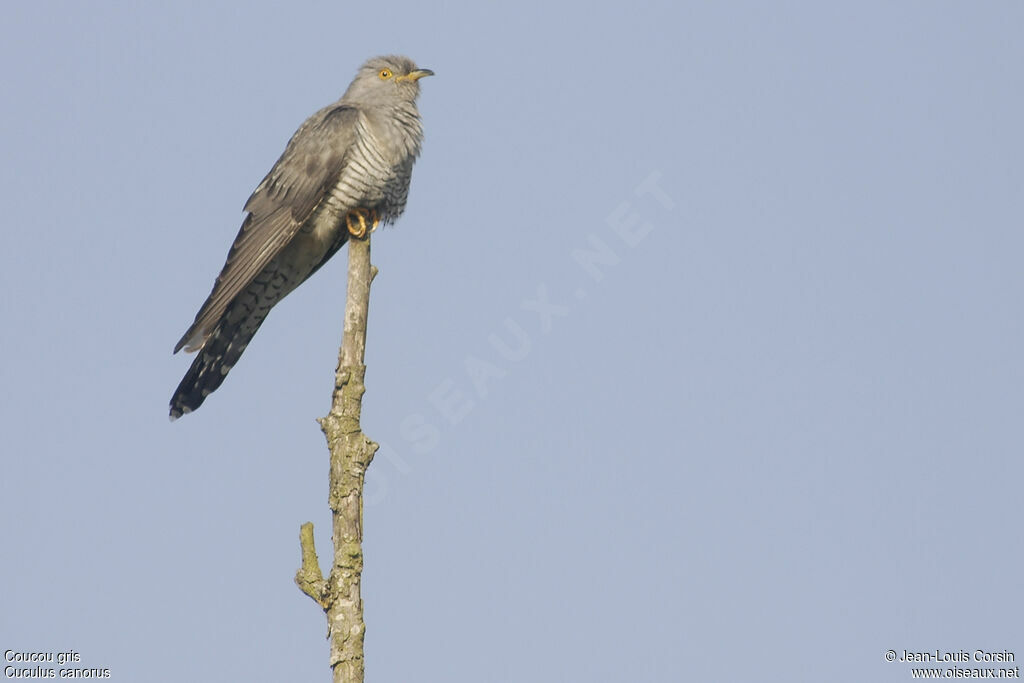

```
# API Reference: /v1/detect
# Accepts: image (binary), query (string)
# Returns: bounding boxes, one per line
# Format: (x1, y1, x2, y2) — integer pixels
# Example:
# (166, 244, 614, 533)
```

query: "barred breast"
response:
(314, 104, 424, 242)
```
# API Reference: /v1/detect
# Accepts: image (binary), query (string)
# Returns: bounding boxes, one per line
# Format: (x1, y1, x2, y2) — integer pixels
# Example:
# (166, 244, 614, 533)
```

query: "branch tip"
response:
(296, 521, 329, 607)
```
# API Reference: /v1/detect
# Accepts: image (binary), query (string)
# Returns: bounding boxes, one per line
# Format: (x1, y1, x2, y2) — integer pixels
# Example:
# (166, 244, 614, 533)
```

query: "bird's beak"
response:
(400, 68, 434, 82)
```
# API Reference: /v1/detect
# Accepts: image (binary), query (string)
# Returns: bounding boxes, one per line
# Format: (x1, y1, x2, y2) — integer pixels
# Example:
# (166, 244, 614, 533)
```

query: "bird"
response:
(169, 55, 433, 420)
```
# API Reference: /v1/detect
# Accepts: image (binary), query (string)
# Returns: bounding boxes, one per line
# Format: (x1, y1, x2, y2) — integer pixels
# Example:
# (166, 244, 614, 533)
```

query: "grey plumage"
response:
(170, 55, 432, 419)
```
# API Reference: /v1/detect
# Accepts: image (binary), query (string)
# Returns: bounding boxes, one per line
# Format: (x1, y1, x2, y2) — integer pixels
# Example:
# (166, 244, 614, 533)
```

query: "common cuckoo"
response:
(169, 55, 432, 419)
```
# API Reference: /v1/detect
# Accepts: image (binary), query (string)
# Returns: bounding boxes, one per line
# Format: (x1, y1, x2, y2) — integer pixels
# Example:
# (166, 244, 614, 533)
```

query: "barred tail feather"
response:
(168, 308, 268, 420)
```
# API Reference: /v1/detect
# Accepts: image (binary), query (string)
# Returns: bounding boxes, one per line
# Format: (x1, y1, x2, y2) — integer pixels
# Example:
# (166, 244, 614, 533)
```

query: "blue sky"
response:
(2, 2, 1022, 682)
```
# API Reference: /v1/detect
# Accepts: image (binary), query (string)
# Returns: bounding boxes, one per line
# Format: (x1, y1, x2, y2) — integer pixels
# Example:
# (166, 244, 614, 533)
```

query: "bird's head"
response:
(344, 55, 434, 104)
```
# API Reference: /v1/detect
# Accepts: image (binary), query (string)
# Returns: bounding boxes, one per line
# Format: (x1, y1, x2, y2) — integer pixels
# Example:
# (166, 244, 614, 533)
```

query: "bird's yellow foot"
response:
(345, 208, 380, 238)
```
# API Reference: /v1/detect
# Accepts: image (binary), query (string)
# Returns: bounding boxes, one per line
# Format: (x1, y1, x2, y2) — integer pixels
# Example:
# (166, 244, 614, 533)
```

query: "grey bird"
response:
(170, 55, 433, 419)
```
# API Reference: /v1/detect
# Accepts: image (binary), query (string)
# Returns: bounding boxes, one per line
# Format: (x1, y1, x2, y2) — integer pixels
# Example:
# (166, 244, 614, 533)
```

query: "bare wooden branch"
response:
(295, 522, 328, 607)
(297, 233, 379, 683)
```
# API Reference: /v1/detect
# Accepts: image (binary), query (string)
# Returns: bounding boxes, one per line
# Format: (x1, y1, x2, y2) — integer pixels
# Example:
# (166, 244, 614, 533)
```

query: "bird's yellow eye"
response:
(379, 69, 393, 80)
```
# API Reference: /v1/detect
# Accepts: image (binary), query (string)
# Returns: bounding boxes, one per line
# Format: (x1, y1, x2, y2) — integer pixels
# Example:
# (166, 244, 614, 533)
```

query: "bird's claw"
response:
(345, 208, 380, 238)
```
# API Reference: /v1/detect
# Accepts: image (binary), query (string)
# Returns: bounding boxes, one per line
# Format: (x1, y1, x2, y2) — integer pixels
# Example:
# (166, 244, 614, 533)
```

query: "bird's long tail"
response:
(169, 303, 270, 420)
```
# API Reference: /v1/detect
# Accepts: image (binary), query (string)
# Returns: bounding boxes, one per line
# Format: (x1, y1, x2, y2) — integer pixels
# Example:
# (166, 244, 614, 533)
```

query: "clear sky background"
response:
(2, 2, 1021, 682)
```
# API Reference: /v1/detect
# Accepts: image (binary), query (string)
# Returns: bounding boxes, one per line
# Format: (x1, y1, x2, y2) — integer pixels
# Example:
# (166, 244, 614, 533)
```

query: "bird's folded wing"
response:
(174, 105, 359, 353)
